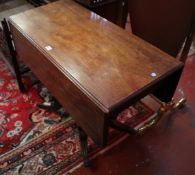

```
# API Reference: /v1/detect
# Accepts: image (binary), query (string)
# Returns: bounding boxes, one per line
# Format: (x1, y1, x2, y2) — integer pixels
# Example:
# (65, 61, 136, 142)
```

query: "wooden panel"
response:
(9, 23, 108, 147)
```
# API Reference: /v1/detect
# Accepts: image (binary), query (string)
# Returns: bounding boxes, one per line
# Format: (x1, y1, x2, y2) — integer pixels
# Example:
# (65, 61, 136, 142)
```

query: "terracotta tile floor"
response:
(71, 39, 195, 175)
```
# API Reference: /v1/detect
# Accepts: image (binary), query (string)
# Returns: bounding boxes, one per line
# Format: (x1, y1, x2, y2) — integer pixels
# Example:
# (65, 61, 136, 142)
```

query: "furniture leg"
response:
(1, 19, 25, 92)
(180, 11, 195, 63)
(78, 126, 91, 167)
(121, 0, 128, 28)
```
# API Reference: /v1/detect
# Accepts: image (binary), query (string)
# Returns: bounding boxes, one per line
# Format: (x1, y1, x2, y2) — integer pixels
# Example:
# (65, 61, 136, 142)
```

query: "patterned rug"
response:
(0, 57, 156, 174)
(0, 57, 71, 156)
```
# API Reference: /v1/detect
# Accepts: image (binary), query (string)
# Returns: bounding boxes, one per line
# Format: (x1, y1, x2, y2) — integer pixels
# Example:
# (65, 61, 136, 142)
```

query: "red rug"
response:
(0, 57, 155, 174)
(0, 58, 42, 155)
(0, 57, 71, 155)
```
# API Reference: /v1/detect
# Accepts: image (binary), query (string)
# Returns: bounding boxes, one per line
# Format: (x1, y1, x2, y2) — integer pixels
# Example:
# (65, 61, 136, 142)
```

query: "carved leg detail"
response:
(78, 126, 91, 167)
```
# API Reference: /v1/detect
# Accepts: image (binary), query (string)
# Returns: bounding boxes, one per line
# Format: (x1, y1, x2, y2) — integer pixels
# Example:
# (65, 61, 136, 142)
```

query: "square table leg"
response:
(78, 126, 91, 167)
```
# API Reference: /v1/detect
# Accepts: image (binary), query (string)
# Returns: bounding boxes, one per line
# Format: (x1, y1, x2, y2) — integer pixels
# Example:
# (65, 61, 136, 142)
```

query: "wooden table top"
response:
(9, 0, 183, 114)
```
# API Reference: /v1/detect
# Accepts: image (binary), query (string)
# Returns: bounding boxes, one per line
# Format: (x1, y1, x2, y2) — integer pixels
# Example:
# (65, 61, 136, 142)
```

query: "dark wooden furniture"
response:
(8, 0, 183, 165)
(128, 0, 195, 59)
(75, 0, 128, 28)
(27, 0, 127, 28)
(27, 0, 48, 6)
(1, 19, 26, 92)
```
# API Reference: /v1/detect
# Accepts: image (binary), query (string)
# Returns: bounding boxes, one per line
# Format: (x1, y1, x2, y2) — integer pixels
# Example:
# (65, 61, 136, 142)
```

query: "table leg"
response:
(78, 126, 91, 167)
(1, 19, 25, 92)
